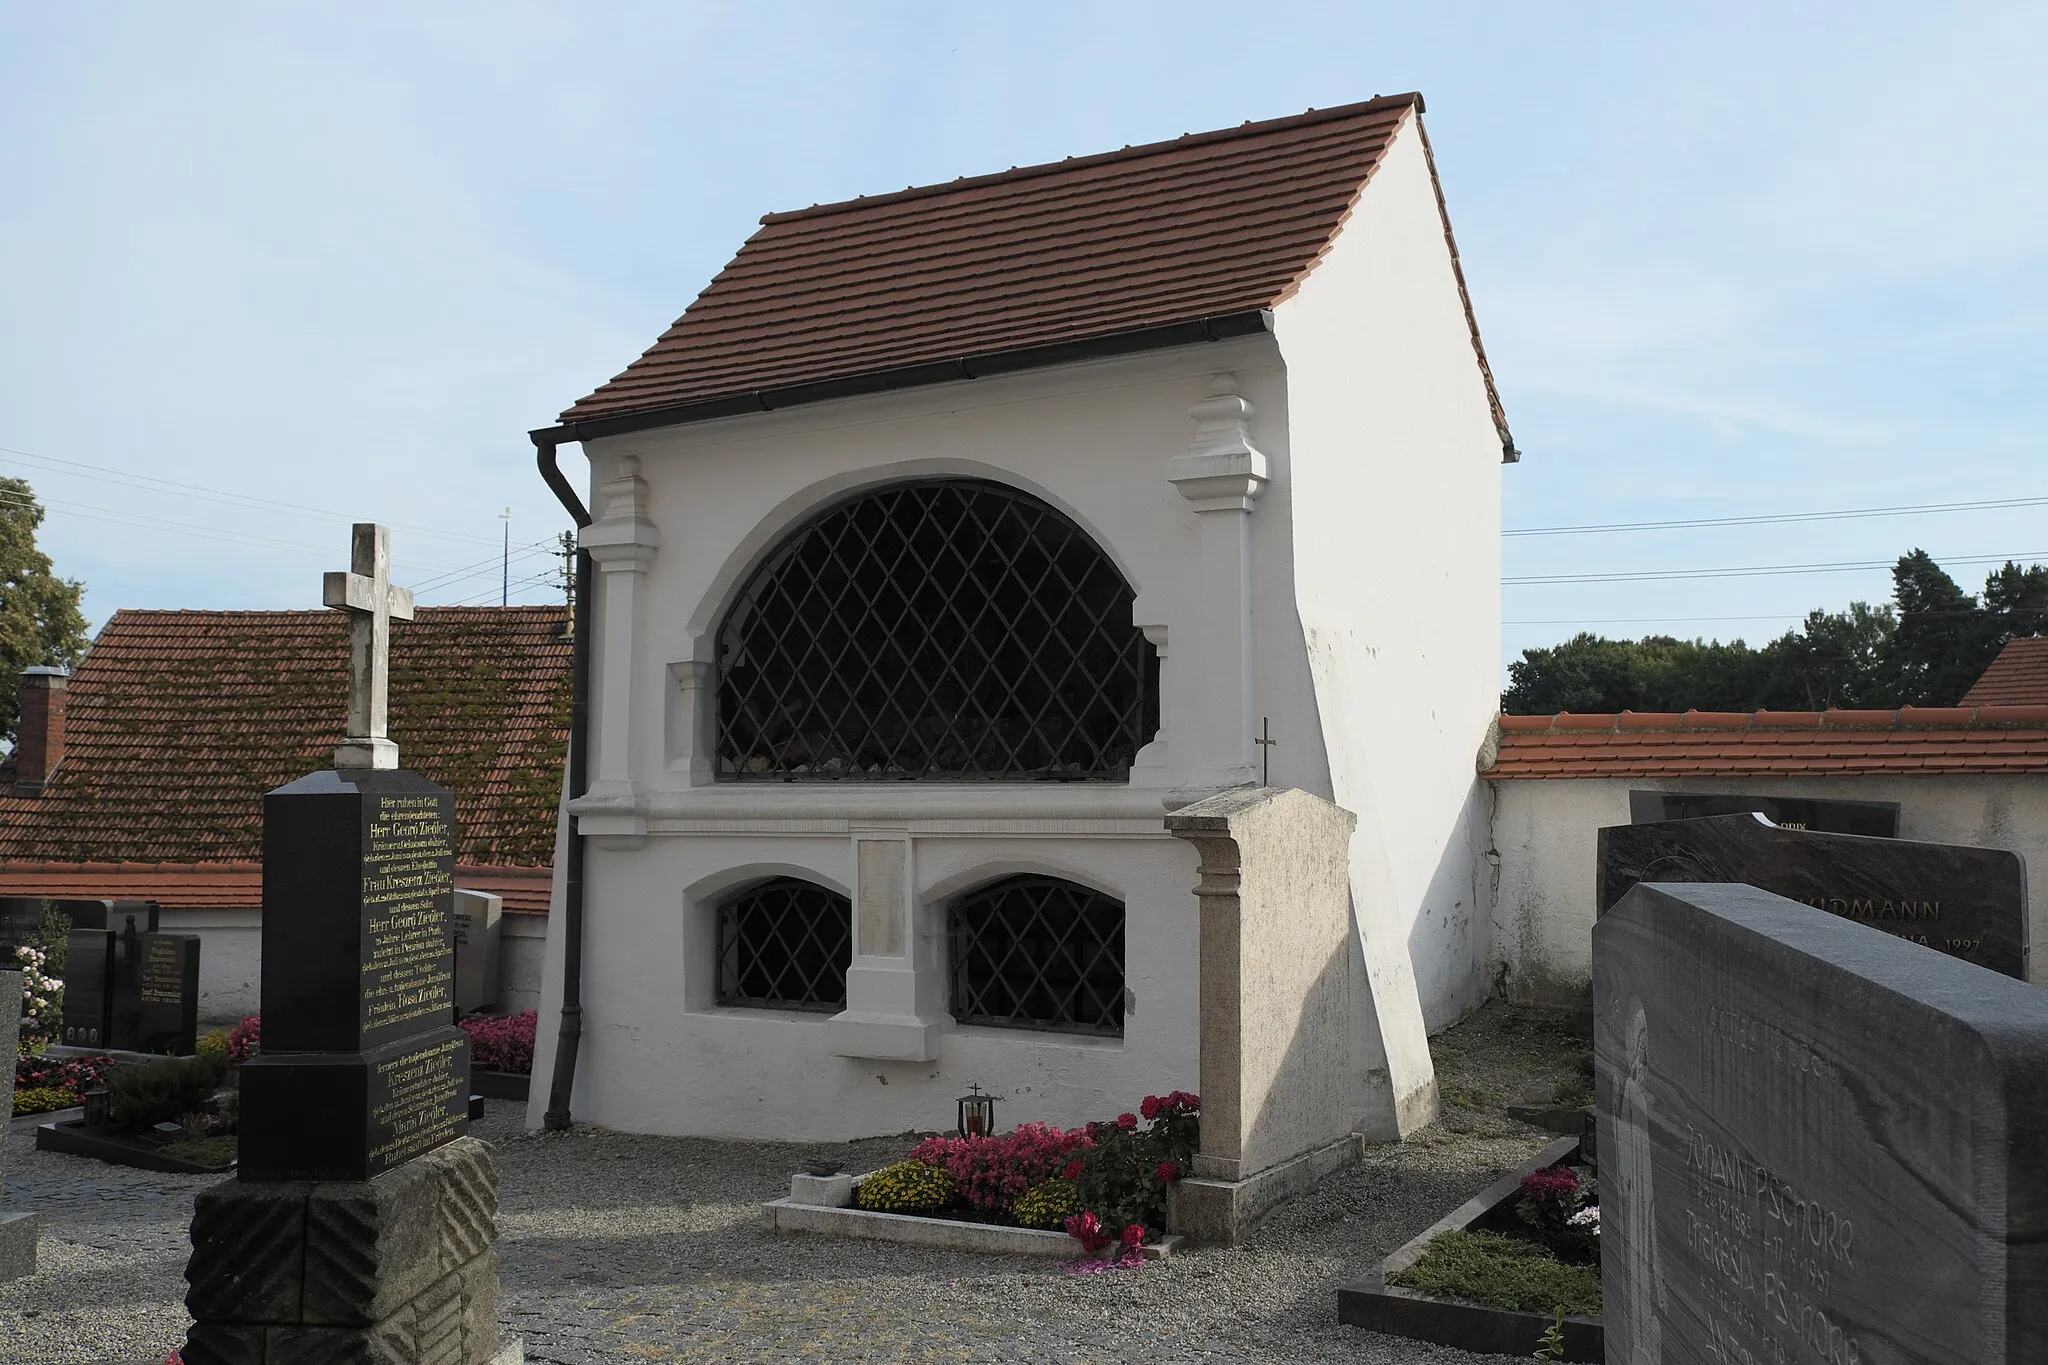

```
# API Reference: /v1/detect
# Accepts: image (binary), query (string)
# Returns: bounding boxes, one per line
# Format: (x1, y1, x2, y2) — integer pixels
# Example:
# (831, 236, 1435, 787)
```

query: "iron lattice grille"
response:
(948, 876, 1125, 1035)
(716, 479, 1157, 780)
(715, 878, 852, 1011)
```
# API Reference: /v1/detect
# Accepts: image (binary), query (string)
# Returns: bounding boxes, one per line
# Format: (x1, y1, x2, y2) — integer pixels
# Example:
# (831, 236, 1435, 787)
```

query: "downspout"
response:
(535, 435, 592, 1131)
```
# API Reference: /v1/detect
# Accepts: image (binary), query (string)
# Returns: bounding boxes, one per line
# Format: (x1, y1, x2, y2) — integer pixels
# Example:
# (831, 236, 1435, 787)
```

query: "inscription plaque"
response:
(1599, 812, 2028, 978)
(1596, 881, 2048, 1362)
(136, 932, 200, 1055)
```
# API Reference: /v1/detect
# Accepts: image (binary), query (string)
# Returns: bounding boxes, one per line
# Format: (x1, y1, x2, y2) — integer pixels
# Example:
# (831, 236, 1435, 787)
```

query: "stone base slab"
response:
(1169, 1133, 1363, 1246)
(764, 1197, 1180, 1261)
(0, 1211, 36, 1282)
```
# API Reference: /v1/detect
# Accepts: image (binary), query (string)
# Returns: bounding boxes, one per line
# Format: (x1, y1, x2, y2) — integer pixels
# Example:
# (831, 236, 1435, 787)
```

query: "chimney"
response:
(13, 666, 68, 796)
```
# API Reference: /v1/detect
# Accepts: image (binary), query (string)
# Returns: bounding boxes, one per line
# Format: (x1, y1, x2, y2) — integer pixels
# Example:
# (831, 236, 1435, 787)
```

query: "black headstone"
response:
(238, 768, 469, 1181)
(1628, 789, 1899, 837)
(52, 899, 111, 930)
(1598, 812, 2028, 978)
(1595, 881, 2048, 1361)
(136, 932, 200, 1055)
(0, 898, 43, 955)
(107, 911, 148, 1050)
(59, 927, 113, 1048)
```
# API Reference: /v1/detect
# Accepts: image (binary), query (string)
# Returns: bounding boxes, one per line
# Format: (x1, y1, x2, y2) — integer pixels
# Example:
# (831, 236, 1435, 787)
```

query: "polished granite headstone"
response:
(451, 888, 502, 1015)
(1628, 789, 1899, 837)
(137, 931, 201, 1055)
(1598, 811, 2028, 978)
(59, 926, 113, 1048)
(0, 898, 42, 954)
(1595, 881, 2048, 1362)
(237, 767, 469, 1182)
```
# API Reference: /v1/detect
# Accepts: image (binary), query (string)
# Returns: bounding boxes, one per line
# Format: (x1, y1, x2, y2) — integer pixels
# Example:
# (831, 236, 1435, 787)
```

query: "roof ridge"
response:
(759, 93, 1423, 225)
(1500, 705, 2048, 733)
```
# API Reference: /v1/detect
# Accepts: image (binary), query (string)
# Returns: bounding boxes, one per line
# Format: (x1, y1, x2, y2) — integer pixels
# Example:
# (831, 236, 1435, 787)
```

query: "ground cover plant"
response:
(461, 1009, 537, 1074)
(848, 1091, 1199, 1256)
(1389, 1159, 1601, 1317)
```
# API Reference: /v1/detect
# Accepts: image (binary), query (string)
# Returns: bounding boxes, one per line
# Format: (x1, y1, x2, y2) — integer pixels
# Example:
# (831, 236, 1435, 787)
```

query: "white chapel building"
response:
(525, 92, 1515, 1145)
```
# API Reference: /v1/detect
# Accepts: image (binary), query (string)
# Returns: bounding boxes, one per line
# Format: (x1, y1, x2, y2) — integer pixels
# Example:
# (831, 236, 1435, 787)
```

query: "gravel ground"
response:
(0, 1001, 1588, 1364)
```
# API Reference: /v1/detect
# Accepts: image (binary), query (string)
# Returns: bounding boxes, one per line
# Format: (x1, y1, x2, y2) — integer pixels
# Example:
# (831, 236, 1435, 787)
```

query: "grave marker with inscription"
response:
(1595, 881, 2048, 1362)
(452, 887, 502, 1014)
(185, 524, 509, 1365)
(59, 925, 113, 1048)
(1598, 811, 2028, 978)
(136, 931, 200, 1056)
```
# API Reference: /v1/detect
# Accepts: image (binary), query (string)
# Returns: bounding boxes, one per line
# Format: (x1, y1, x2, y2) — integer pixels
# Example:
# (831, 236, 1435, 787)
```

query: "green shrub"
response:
(107, 1052, 227, 1129)
(159, 1135, 237, 1167)
(10, 1085, 78, 1116)
(855, 1161, 954, 1214)
(1012, 1177, 1078, 1230)
(1389, 1230, 1602, 1315)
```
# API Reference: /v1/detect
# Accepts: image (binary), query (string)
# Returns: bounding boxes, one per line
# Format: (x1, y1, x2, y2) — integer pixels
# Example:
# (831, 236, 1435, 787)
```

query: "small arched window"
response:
(716, 479, 1157, 780)
(715, 878, 852, 1012)
(948, 875, 1125, 1036)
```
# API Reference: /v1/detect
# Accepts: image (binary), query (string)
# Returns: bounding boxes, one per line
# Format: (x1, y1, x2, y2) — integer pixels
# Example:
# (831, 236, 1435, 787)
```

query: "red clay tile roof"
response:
(1961, 637, 2048, 707)
(1484, 707, 2048, 779)
(555, 93, 1511, 452)
(0, 608, 571, 882)
(0, 860, 553, 914)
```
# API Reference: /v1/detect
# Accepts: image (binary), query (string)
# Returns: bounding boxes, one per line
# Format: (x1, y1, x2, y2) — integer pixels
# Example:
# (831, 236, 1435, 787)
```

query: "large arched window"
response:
(948, 875, 1125, 1036)
(716, 479, 1157, 781)
(715, 878, 852, 1011)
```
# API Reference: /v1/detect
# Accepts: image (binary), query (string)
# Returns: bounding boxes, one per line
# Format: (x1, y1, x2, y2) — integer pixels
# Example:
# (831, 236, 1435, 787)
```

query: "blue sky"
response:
(2, 3, 2042, 676)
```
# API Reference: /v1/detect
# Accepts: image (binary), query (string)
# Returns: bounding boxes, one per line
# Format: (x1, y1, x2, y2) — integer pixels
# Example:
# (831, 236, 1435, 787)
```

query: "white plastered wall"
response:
(1269, 110, 1506, 1034)
(1488, 775, 2048, 1000)
(156, 906, 260, 1025)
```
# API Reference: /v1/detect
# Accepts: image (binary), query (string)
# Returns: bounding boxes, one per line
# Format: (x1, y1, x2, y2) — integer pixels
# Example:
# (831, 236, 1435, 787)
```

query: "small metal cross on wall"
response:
(324, 523, 415, 771)
(1255, 716, 1276, 787)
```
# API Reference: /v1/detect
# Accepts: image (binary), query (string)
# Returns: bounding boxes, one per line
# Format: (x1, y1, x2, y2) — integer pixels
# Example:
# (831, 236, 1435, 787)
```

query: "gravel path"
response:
(0, 1003, 1584, 1364)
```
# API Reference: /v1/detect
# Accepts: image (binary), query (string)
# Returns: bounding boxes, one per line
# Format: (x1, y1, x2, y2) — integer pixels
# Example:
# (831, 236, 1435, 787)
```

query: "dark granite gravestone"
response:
(0, 898, 43, 955)
(1595, 881, 2048, 1362)
(59, 926, 113, 1048)
(451, 888, 502, 1015)
(1598, 812, 2028, 978)
(236, 768, 470, 1182)
(136, 932, 200, 1055)
(1628, 789, 1899, 837)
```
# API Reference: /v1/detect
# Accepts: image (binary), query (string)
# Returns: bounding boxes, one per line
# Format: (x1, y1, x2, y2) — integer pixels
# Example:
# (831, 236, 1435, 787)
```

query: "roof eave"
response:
(531, 310, 1276, 448)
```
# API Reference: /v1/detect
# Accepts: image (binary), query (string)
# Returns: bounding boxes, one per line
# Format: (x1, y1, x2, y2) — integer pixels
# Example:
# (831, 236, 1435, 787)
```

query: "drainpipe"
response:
(535, 436, 592, 1132)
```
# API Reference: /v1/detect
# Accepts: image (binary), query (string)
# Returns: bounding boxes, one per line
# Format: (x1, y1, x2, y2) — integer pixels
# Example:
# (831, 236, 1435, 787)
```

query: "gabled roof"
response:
(1484, 707, 2048, 780)
(545, 93, 1512, 456)
(1961, 637, 2048, 707)
(0, 608, 571, 902)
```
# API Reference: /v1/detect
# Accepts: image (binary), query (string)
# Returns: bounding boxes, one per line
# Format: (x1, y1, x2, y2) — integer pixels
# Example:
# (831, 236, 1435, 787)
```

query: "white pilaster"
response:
(664, 659, 714, 784)
(1167, 375, 1267, 792)
(577, 455, 660, 846)
(827, 830, 947, 1061)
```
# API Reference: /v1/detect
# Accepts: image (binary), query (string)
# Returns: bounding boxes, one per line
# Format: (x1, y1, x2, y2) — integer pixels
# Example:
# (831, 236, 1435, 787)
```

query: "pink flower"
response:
(1154, 1161, 1178, 1184)
(1115, 1112, 1138, 1131)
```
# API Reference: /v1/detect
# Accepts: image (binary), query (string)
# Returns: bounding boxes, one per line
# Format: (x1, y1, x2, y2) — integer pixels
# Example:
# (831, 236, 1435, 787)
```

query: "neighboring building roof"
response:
(1484, 707, 2048, 780)
(0, 860, 551, 914)
(1961, 637, 2048, 707)
(547, 93, 1512, 456)
(0, 607, 570, 911)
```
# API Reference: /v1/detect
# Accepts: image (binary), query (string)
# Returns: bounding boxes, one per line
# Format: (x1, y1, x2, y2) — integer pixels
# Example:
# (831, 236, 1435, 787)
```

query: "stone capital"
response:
(582, 454, 660, 568)
(1169, 376, 1268, 513)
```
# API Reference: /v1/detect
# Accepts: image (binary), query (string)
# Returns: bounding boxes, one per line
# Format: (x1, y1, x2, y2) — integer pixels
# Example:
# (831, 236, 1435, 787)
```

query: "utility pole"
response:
(499, 507, 513, 605)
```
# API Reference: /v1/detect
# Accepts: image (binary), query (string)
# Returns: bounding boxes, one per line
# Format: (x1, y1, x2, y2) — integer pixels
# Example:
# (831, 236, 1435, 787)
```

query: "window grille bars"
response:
(716, 480, 1157, 780)
(715, 878, 852, 1011)
(948, 875, 1125, 1035)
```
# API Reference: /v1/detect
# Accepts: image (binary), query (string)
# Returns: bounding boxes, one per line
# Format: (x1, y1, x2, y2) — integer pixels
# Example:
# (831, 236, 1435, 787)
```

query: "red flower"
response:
(1140, 1095, 1162, 1120)
(1115, 1112, 1138, 1131)
(1120, 1223, 1145, 1248)
(1064, 1211, 1113, 1254)
(1062, 1160, 1084, 1181)
(1154, 1161, 1178, 1184)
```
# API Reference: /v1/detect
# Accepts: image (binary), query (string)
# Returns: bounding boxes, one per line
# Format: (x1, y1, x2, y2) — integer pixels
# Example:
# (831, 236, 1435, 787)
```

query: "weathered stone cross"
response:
(323, 522, 415, 770)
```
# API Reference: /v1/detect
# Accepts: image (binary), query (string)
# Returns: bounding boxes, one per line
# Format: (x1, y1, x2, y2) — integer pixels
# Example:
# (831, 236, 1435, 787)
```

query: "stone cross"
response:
(323, 523, 414, 770)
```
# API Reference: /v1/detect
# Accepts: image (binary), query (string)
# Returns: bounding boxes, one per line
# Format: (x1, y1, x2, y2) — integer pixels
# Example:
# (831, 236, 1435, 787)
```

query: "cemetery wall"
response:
(1489, 773, 2048, 1002)
(541, 323, 1500, 1135)
(1270, 113, 1505, 1031)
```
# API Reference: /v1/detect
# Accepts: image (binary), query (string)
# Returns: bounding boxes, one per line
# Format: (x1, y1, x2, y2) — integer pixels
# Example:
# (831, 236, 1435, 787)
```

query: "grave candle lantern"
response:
(955, 1083, 1000, 1139)
(81, 1083, 110, 1128)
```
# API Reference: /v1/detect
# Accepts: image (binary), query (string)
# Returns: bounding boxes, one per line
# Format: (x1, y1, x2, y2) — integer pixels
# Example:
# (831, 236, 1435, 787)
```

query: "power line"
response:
(0, 442, 510, 547)
(1503, 493, 2048, 538)
(1504, 550, 2048, 587)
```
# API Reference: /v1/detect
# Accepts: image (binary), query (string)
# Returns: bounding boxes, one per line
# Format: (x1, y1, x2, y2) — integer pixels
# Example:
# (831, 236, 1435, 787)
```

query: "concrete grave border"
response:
(763, 1171, 1180, 1260)
(1336, 1136, 1602, 1361)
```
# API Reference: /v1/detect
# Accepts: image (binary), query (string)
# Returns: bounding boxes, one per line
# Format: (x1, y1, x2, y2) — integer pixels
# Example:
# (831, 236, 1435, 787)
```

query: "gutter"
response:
(528, 310, 1276, 447)
(534, 437, 593, 1132)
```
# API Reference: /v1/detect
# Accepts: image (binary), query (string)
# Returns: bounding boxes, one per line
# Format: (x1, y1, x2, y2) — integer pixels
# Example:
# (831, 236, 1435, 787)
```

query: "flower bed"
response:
(13, 1052, 113, 1115)
(769, 1091, 1199, 1265)
(1337, 1136, 1602, 1361)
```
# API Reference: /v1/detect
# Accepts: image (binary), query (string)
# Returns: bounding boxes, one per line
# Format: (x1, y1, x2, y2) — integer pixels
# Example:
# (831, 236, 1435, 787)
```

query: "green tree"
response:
(1882, 549, 1995, 705)
(1758, 601, 1897, 710)
(0, 479, 88, 743)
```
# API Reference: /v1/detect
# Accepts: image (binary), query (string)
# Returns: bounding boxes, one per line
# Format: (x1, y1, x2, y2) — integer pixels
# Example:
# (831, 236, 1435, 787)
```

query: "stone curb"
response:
(763, 1197, 1181, 1261)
